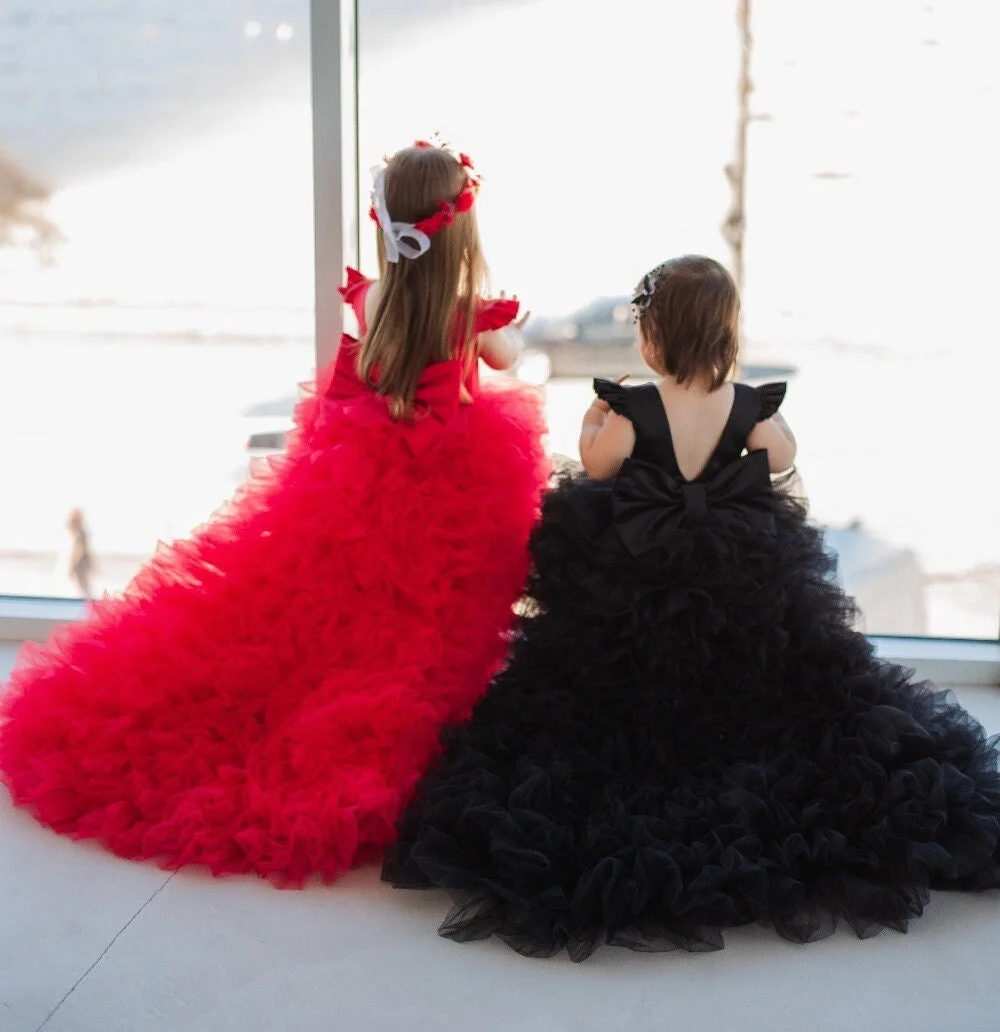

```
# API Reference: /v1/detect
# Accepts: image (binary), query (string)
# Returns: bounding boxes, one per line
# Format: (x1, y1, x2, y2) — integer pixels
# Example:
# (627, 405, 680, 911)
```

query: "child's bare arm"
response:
(747, 413, 798, 473)
(478, 297, 530, 371)
(579, 401, 636, 481)
(477, 327, 523, 371)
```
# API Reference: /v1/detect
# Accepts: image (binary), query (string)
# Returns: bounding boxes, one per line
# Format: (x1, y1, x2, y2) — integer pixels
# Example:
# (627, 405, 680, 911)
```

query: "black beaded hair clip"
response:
(629, 262, 670, 322)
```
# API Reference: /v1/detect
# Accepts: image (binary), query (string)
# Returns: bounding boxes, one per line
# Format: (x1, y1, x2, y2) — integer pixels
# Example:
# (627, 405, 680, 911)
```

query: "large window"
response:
(0, 1, 314, 598)
(1, 1, 996, 650)
(745, 0, 998, 639)
(358, 0, 998, 639)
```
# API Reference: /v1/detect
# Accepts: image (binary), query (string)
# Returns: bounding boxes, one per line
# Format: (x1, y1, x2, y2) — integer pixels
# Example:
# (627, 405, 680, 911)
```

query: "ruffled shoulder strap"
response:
(755, 381, 787, 422)
(593, 378, 632, 417)
(712, 380, 788, 467)
(338, 267, 375, 333)
(474, 297, 520, 334)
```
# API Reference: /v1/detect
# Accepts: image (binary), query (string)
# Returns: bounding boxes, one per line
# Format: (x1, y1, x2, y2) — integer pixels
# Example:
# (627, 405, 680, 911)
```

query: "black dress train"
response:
(382, 378, 1000, 960)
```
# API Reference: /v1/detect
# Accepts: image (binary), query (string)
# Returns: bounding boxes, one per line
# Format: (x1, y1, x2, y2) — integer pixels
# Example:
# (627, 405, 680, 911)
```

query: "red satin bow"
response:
(325, 340, 464, 454)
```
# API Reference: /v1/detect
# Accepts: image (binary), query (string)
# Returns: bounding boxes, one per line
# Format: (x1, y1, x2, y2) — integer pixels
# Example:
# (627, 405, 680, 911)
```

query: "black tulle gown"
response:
(383, 378, 1000, 960)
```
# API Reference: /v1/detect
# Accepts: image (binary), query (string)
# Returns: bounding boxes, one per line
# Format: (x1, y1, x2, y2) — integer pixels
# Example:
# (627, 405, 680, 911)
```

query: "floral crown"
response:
(369, 137, 480, 262)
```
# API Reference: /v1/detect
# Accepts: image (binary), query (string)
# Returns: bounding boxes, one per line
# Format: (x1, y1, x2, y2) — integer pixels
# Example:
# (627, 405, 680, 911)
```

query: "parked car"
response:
(524, 295, 796, 383)
(242, 395, 297, 466)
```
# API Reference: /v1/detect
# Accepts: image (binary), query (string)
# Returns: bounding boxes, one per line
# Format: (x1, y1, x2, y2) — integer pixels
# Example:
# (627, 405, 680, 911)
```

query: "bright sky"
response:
(1, 0, 997, 344)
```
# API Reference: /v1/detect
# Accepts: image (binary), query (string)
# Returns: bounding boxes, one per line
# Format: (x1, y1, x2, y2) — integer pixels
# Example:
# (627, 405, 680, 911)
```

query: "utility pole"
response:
(722, 0, 752, 297)
(0, 149, 62, 260)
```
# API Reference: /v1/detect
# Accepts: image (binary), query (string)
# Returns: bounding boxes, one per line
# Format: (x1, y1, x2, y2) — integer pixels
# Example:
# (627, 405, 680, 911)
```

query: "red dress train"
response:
(0, 270, 549, 884)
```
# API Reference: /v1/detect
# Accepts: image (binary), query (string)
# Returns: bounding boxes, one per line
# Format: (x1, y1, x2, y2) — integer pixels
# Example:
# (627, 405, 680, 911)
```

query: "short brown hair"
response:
(636, 255, 740, 389)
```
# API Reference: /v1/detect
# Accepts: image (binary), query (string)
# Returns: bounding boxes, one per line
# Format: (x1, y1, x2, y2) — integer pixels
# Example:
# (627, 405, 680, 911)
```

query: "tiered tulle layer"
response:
(385, 475, 1000, 959)
(0, 379, 549, 885)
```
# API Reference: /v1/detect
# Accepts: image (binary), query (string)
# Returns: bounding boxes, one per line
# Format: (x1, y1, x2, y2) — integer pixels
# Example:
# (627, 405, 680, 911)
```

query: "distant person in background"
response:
(65, 509, 94, 600)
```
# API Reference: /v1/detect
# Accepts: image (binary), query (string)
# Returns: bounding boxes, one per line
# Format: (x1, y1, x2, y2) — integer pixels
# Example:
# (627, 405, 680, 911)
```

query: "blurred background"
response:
(0, 0, 996, 638)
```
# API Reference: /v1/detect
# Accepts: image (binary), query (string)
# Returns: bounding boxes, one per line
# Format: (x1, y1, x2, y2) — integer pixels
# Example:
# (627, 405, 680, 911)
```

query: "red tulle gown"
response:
(0, 269, 549, 884)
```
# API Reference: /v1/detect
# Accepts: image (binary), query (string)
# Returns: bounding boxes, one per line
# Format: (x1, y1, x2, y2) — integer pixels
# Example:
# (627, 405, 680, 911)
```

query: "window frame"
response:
(311, 0, 360, 368)
(0, 0, 996, 690)
(2, 595, 995, 687)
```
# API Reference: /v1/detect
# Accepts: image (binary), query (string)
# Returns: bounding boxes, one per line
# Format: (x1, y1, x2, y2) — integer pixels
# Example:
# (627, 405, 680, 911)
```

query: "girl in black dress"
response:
(383, 255, 1000, 960)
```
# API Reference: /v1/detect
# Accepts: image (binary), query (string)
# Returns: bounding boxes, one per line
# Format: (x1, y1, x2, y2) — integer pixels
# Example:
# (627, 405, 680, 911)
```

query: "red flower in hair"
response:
(414, 201, 455, 237)
(454, 187, 476, 214)
(371, 144, 480, 243)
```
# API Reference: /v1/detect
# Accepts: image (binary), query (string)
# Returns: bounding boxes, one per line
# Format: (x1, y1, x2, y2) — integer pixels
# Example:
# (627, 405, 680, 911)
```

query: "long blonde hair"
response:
(359, 145, 487, 419)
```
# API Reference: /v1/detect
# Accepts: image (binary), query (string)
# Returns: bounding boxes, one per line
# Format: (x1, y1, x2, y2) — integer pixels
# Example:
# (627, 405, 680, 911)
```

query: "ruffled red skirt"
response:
(0, 369, 548, 885)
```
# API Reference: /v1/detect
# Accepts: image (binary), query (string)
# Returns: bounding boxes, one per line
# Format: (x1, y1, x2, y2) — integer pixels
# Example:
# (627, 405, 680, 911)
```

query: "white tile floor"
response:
(2, 643, 1000, 1032)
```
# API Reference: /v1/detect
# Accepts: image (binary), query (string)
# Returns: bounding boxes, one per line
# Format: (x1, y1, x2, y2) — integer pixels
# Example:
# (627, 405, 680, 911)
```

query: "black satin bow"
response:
(612, 451, 776, 556)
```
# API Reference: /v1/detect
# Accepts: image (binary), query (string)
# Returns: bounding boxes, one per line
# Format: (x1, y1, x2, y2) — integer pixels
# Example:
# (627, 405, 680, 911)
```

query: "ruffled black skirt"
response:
(383, 473, 1000, 960)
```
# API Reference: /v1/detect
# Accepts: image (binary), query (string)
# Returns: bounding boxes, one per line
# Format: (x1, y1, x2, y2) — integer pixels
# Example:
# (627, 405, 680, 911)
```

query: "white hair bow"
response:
(370, 166, 432, 263)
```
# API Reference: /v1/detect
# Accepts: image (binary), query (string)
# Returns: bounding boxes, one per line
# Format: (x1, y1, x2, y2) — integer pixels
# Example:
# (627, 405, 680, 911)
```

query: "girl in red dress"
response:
(0, 140, 549, 885)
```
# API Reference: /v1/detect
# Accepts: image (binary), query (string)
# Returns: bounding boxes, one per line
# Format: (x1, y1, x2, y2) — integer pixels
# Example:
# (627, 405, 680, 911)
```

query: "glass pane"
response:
(0, 1, 313, 599)
(747, 0, 996, 638)
(358, 0, 997, 639)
